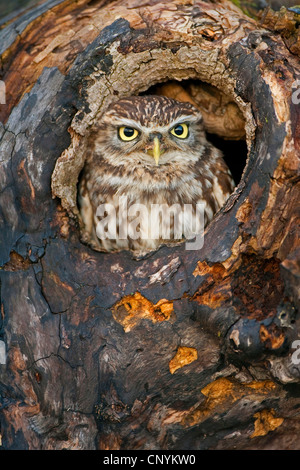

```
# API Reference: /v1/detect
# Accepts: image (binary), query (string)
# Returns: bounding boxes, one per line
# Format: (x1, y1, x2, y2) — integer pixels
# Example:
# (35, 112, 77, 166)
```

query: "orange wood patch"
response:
(181, 377, 279, 428)
(251, 409, 284, 438)
(169, 346, 198, 374)
(112, 292, 174, 332)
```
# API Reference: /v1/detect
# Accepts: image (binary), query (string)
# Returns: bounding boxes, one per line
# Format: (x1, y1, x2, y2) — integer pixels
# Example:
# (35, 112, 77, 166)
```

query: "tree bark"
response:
(0, 0, 299, 451)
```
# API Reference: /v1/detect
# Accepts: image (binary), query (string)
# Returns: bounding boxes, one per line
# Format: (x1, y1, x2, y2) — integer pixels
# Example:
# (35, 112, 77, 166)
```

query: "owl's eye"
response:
(170, 123, 189, 139)
(118, 126, 139, 141)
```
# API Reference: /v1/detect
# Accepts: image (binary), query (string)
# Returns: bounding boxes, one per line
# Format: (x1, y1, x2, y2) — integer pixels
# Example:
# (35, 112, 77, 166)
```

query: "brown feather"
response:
(78, 95, 235, 255)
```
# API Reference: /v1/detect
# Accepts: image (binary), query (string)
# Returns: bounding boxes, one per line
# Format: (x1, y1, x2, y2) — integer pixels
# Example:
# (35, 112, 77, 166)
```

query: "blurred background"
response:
(0, 0, 43, 21)
(0, 0, 299, 22)
(267, 0, 300, 7)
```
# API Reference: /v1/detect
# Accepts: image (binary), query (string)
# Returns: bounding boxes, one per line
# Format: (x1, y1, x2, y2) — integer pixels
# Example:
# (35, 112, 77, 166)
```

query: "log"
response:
(0, 0, 299, 451)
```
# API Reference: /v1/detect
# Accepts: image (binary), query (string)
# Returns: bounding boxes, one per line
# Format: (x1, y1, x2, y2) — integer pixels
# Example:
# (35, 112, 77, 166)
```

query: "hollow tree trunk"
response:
(0, 0, 299, 451)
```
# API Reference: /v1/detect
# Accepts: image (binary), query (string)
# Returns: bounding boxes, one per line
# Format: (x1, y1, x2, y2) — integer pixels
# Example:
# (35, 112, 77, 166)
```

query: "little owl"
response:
(78, 95, 235, 255)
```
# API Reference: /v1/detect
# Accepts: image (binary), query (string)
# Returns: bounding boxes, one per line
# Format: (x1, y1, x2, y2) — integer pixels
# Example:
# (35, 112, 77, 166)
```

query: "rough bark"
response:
(0, 0, 299, 451)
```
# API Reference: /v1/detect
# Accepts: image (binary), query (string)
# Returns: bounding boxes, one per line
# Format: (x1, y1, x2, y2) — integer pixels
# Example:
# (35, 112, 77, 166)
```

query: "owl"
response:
(78, 95, 235, 255)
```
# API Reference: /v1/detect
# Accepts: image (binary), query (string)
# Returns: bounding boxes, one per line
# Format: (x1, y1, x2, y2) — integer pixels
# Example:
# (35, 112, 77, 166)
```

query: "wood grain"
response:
(0, 0, 299, 450)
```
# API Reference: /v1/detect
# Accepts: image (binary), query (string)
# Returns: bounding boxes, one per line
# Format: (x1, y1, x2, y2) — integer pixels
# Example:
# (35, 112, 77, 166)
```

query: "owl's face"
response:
(92, 95, 205, 168)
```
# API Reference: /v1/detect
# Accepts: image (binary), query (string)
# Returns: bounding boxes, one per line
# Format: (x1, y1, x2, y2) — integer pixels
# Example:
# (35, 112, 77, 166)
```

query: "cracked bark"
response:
(0, 0, 300, 451)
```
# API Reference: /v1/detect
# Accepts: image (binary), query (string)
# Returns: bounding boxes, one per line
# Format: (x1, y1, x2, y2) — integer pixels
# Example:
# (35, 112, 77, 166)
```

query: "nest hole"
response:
(71, 78, 249, 255)
(207, 134, 247, 186)
(53, 74, 250, 256)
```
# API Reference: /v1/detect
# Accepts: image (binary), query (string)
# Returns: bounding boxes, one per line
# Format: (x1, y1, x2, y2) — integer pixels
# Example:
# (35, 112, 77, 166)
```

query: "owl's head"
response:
(92, 95, 205, 168)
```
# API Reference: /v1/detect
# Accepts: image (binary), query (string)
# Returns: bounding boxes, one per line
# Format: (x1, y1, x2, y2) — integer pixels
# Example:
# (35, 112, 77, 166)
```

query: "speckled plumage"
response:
(78, 95, 235, 254)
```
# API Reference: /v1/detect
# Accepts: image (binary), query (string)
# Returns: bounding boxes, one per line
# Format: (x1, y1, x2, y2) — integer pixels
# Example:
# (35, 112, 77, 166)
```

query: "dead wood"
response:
(0, 0, 299, 450)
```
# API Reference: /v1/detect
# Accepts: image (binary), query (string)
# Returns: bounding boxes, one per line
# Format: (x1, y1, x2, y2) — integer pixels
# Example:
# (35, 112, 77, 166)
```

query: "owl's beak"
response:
(153, 136, 161, 166)
(147, 136, 161, 166)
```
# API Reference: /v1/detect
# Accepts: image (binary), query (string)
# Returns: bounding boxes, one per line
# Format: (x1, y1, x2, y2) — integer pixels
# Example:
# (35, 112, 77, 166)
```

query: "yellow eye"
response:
(170, 123, 189, 139)
(118, 126, 139, 141)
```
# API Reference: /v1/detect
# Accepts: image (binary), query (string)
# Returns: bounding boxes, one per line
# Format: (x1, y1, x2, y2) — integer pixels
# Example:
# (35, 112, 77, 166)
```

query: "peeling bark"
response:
(0, 0, 299, 451)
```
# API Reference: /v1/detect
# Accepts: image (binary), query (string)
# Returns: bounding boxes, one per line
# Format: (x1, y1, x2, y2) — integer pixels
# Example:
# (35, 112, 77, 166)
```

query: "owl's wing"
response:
(78, 176, 104, 250)
(211, 158, 236, 208)
(78, 177, 93, 233)
(193, 146, 235, 224)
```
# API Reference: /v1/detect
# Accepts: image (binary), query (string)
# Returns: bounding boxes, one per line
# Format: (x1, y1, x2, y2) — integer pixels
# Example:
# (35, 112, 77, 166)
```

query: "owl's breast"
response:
(79, 152, 234, 253)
